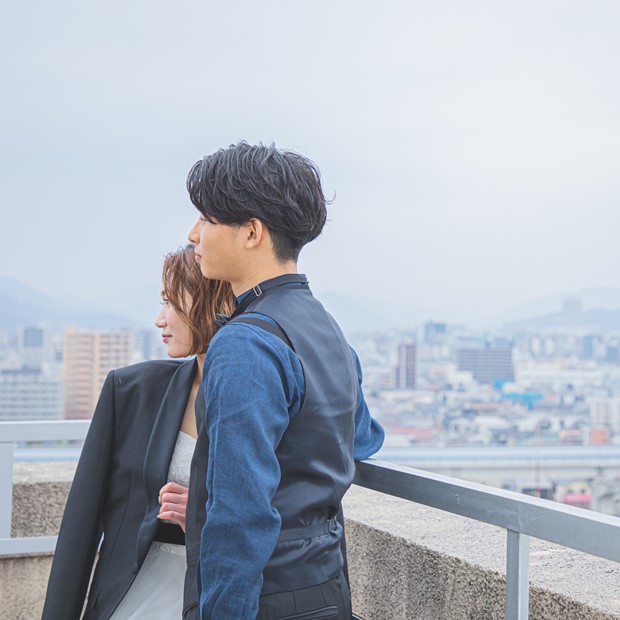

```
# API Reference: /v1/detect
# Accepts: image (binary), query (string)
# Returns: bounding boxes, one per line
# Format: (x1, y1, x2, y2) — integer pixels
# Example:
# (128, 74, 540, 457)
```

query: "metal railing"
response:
(2, 421, 620, 619)
(0, 420, 89, 555)
(354, 459, 620, 620)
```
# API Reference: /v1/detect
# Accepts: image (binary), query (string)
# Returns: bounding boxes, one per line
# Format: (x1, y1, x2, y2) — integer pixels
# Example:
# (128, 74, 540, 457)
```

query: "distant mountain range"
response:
(316, 291, 429, 334)
(1, 277, 619, 334)
(503, 307, 620, 334)
(498, 288, 620, 334)
(0, 277, 428, 335)
(494, 287, 620, 324)
(0, 277, 139, 330)
(316, 288, 620, 334)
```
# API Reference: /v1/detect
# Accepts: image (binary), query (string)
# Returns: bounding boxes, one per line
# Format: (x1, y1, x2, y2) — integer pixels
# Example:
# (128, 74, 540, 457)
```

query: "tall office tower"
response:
(606, 341, 620, 364)
(19, 326, 51, 369)
(395, 342, 416, 389)
(582, 335, 595, 359)
(457, 345, 514, 385)
(424, 321, 447, 346)
(582, 334, 606, 360)
(64, 327, 133, 419)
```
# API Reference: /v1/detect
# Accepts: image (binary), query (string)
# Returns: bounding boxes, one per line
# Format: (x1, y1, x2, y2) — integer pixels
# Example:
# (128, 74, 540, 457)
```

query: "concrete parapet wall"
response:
(1, 463, 75, 620)
(1, 556, 53, 620)
(2, 464, 620, 619)
(343, 486, 620, 620)
(11, 462, 76, 537)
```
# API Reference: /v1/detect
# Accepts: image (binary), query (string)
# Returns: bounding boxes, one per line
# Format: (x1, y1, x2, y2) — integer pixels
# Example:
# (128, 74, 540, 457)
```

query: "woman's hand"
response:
(158, 482, 189, 533)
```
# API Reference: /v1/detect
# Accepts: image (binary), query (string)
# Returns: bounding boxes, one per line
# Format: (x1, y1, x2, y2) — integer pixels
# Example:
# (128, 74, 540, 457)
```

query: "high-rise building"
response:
(19, 326, 52, 369)
(395, 342, 416, 389)
(606, 341, 620, 364)
(424, 321, 447, 346)
(582, 335, 596, 360)
(457, 346, 514, 385)
(64, 328, 133, 419)
(582, 334, 606, 361)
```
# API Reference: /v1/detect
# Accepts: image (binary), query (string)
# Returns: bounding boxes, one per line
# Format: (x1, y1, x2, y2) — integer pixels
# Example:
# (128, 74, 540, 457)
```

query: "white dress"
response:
(110, 431, 196, 620)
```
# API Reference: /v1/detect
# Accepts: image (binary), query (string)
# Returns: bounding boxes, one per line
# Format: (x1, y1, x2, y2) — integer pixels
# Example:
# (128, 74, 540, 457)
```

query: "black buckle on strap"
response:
(278, 517, 338, 543)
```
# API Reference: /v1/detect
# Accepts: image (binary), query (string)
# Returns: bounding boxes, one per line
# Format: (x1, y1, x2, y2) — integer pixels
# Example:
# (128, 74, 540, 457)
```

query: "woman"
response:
(42, 245, 233, 620)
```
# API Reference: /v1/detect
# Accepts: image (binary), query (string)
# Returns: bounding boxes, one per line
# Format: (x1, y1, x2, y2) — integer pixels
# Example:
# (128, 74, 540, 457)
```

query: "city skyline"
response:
(2, 1, 619, 324)
(3, 303, 620, 515)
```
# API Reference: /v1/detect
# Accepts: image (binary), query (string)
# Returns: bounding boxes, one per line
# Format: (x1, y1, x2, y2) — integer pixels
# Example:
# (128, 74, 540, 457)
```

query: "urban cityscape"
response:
(2, 290, 620, 517)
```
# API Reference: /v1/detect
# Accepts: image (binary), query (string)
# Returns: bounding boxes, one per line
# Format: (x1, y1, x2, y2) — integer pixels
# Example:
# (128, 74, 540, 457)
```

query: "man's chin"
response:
(200, 263, 224, 281)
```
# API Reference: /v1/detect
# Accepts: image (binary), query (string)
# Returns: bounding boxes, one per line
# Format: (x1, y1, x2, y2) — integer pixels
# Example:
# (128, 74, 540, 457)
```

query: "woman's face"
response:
(154, 287, 193, 358)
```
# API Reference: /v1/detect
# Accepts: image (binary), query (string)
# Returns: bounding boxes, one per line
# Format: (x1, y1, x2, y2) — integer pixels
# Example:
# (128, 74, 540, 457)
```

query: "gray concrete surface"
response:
(11, 462, 76, 537)
(344, 485, 620, 619)
(1, 463, 76, 620)
(0, 555, 53, 620)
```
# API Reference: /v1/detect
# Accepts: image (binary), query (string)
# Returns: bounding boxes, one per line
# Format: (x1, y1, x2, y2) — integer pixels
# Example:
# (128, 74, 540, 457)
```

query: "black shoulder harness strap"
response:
(227, 315, 293, 351)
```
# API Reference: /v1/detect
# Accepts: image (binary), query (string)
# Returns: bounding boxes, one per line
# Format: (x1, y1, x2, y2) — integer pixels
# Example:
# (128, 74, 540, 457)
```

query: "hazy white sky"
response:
(1, 1, 619, 324)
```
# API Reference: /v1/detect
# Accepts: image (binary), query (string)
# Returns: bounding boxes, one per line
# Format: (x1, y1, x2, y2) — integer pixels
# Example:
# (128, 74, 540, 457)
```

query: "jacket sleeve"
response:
(41, 371, 117, 620)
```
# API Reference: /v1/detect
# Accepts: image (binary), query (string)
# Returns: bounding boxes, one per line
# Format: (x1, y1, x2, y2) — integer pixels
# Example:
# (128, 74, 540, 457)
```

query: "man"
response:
(185, 142, 383, 620)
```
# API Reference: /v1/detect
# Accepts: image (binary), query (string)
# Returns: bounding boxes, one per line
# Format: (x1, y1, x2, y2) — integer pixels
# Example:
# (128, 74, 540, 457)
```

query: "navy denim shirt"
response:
(198, 313, 384, 619)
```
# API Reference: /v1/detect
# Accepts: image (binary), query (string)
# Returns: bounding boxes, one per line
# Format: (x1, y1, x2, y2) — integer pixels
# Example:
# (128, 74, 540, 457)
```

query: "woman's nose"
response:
(154, 308, 166, 328)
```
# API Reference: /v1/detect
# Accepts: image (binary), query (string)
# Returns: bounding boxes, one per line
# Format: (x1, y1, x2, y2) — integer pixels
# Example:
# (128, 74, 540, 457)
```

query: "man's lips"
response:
(194, 254, 202, 262)
(162, 335, 171, 343)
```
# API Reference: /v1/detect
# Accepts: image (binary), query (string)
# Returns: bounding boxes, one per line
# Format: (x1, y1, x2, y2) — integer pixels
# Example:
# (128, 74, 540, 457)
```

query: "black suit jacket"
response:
(42, 358, 198, 620)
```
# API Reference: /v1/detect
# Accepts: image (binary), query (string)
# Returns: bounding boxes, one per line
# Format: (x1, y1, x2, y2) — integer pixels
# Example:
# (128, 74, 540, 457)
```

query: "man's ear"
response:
(244, 218, 265, 249)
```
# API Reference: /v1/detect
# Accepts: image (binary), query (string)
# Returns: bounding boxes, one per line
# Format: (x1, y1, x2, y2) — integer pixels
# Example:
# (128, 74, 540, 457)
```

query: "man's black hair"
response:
(186, 142, 328, 262)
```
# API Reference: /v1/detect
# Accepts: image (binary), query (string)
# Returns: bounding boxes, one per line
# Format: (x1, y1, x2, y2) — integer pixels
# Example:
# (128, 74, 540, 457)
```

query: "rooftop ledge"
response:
(344, 485, 620, 619)
(3, 462, 620, 620)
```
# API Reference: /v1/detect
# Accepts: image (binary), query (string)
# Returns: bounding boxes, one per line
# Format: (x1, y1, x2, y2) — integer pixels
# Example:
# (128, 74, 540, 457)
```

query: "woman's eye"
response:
(160, 299, 169, 305)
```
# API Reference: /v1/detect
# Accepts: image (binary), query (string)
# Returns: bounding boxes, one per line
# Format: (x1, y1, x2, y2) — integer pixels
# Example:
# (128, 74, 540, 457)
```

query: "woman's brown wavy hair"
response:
(161, 245, 234, 355)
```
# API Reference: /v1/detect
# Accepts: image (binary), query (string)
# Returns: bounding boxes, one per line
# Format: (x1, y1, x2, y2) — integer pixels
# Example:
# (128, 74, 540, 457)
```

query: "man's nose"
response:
(188, 219, 200, 243)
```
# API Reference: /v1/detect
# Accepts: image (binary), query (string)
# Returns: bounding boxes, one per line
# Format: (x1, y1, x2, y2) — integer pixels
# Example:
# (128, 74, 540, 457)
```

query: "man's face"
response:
(187, 215, 246, 284)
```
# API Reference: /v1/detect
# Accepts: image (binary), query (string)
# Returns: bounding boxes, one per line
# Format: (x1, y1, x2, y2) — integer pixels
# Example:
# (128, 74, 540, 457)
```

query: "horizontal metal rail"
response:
(354, 459, 620, 619)
(354, 459, 620, 562)
(0, 419, 90, 442)
(0, 536, 58, 555)
(0, 420, 89, 554)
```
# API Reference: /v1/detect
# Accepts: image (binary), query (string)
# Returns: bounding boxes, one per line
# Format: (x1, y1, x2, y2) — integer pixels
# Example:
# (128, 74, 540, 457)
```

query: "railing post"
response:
(0, 441, 14, 538)
(506, 530, 529, 620)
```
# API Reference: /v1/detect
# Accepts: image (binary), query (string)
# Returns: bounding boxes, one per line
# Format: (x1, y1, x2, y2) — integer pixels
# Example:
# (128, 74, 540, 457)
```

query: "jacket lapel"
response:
(194, 382, 205, 433)
(136, 358, 197, 565)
